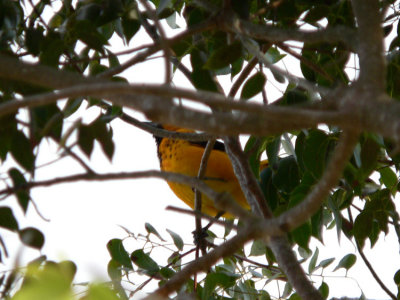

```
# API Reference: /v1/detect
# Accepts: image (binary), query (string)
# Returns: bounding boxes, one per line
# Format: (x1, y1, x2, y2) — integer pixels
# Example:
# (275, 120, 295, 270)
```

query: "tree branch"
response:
(356, 241, 396, 300)
(351, 0, 386, 93)
(222, 17, 357, 49)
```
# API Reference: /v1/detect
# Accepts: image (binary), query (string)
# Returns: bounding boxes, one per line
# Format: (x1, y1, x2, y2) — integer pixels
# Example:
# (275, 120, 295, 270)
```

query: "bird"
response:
(153, 124, 268, 218)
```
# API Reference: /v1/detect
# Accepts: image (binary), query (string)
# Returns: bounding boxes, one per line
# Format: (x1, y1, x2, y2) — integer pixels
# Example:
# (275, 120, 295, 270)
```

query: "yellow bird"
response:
(154, 124, 267, 218)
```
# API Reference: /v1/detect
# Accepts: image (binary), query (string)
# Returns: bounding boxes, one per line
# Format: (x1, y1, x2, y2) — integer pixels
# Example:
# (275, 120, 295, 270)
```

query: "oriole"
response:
(154, 124, 267, 218)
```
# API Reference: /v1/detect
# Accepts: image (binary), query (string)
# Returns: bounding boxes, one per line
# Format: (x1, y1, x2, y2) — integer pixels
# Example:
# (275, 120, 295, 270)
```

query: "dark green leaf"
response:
(353, 211, 373, 248)
(317, 257, 335, 269)
(39, 34, 65, 67)
(19, 227, 45, 250)
(166, 229, 183, 251)
(160, 267, 175, 279)
(145, 222, 165, 241)
(240, 72, 266, 100)
(0, 207, 19, 231)
(265, 47, 286, 64)
(318, 281, 329, 299)
(249, 239, 266, 256)
(291, 221, 311, 249)
(231, 58, 244, 79)
(11, 131, 35, 172)
(273, 156, 300, 194)
(244, 136, 268, 178)
(311, 208, 324, 241)
(203, 272, 238, 299)
(379, 167, 398, 192)
(191, 69, 219, 92)
(91, 119, 114, 161)
(266, 136, 281, 166)
(78, 124, 95, 158)
(303, 5, 330, 24)
(360, 137, 380, 177)
(73, 20, 108, 52)
(8, 168, 30, 213)
(26, 27, 44, 56)
(333, 254, 356, 272)
(302, 130, 331, 179)
(204, 41, 243, 70)
(394, 270, 400, 286)
(106, 239, 133, 270)
(130, 249, 159, 276)
(308, 247, 319, 274)
(121, 17, 140, 44)
(30, 104, 63, 142)
(260, 167, 279, 212)
(107, 259, 122, 280)
(171, 37, 192, 58)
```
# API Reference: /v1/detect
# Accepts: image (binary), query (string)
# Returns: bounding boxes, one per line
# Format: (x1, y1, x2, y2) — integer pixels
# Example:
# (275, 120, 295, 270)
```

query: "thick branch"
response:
(222, 17, 357, 49)
(2, 56, 400, 141)
(223, 137, 323, 300)
(0, 170, 220, 203)
(351, 0, 386, 93)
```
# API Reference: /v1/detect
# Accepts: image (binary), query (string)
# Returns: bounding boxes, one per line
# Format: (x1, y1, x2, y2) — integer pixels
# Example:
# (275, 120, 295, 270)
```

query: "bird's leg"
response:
(192, 211, 225, 254)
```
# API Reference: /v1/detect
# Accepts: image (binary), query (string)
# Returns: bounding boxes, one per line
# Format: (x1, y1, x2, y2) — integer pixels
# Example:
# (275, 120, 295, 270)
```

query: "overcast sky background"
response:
(1, 3, 399, 299)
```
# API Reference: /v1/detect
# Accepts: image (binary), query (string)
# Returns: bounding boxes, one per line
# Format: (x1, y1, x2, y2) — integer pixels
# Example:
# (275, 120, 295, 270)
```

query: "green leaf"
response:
(19, 227, 45, 250)
(39, 34, 65, 67)
(273, 156, 300, 194)
(166, 229, 183, 251)
(333, 254, 357, 272)
(30, 104, 63, 141)
(171, 37, 192, 58)
(106, 239, 133, 270)
(301, 130, 331, 179)
(360, 137, 380, 177)
(203, 272, 238, 299)
(249, 239, 266, 256)
(303, 5, 330, 24)
(308, 247, 319, 274)
(318, 281, 329, 299)
(130, 249, 159, 276)
(240, 72, 266, 100)
(317, 257, 335, 269)
(353, 210, 373, 248)
(11, 130, 35, 172)
(394, 269, 400, 286)
(379, 167, 398, 192)
(121, 15, 140, 44)
(73, 20, 108, 52)
(8, 168, 30, 213)
(204, 41, 243, 70)
(78, 124, 95, 158)
(244, 135, 268, 178)
(266, 136, 281, 166)
(145, 222, 165, 241)
(160, 267, 175, 279)
(26, 27, 44, 56)
(92, 119, 114, 161)
(0, 207, 19, 231)
(85, 283, 120, 300)
(265, 47, 286, 64)
(259, 167, 279, 212)
(291, 221, 311, 249)
(107, 259, 122, 280)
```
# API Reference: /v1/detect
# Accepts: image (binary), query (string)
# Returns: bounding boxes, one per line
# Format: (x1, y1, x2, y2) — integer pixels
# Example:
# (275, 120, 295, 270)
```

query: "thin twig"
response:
(356, 241, 396, 300)
(138, 0, 172, 84)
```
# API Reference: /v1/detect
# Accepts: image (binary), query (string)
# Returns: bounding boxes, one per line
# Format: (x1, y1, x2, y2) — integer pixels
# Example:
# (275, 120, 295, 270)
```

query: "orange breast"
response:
(158, 135, 249, 217)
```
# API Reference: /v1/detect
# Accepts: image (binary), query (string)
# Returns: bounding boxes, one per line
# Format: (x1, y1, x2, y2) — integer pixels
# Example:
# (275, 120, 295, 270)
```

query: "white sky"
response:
(1, 4, 400, 299)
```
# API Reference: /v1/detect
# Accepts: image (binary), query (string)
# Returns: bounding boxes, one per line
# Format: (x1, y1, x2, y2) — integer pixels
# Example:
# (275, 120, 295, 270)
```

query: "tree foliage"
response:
(1, 0, 400, 299)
